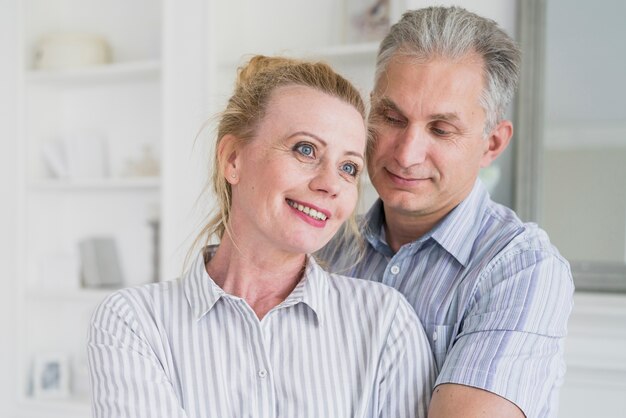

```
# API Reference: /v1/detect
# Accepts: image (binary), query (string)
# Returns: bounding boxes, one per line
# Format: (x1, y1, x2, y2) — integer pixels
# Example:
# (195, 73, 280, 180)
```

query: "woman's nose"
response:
(309, 163, 340, 197)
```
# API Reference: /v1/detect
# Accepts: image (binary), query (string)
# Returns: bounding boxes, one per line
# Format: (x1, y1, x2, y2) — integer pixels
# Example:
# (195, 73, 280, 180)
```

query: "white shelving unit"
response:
(13, 1, 383, 416)
(16, 0, 162, 416)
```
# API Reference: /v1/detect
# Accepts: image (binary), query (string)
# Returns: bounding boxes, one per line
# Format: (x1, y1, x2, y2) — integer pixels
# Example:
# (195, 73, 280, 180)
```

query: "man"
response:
(319, 6, 574, 418)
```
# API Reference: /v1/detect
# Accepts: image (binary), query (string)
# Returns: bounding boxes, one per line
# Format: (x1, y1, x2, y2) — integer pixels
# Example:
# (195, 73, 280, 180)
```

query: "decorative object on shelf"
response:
(31, 353, 70, 399)
(33, 32, 112, 70)
(345, 0, 391, 43)
(42, 133, 109, 179)
(121, 144, 160, 178)
(41, 141, 69, 179)
(79, 237, 125, 288)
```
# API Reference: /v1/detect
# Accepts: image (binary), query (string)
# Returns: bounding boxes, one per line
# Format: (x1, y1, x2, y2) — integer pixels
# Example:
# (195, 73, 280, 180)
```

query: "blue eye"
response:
(341, 162, 358, 177)
(295, 143, 315, 158)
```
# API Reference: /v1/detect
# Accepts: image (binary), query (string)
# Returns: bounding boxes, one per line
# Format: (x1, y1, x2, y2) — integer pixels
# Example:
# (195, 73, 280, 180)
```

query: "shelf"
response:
(25, 60, 161, 84)
(25, 287, 118, 303)
(28, 177, 161, 191)
(18, 397, 91, 418)
(218, 42, 379, 71)
(307, 42, 379, 59)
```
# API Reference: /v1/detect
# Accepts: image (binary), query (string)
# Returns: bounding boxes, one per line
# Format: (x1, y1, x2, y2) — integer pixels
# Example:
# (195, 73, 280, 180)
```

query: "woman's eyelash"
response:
(341, 162, 360, 177)
(293, 142, 316, 158)
(293, 141, 360, 178)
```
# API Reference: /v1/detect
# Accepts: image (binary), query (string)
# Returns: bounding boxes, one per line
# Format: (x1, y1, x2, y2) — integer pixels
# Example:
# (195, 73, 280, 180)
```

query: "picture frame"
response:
(32, 353, 70, 399)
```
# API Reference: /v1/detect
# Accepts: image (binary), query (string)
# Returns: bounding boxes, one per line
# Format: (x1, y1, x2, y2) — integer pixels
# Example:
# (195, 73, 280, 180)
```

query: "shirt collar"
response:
(280, 255, 328, 323)
(183, 247, 328, 322)
(183, 246, 225, 320)
(362, 179, 489, 267)
(429, 179, 489, 267)
(362, 201, 396, 257)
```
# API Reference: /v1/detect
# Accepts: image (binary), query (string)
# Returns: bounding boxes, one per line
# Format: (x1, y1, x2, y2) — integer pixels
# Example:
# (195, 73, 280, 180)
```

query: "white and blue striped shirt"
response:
(318, 180, 575, 418)
(88, 248, 435, 418)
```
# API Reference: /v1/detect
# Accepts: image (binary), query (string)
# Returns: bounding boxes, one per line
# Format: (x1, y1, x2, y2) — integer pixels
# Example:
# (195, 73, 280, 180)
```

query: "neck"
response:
(205, 236, 306, 320)
(382, 181, 478, 252)
(383, 203, 449, 253)
(383, 206, 440, 253)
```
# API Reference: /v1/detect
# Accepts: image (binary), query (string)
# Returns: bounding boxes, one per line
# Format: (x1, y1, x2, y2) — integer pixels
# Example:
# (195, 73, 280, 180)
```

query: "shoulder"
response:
(477, 200, 571, 272)
(322, 270, 416, 322)
(462, 202, 574, 334)
(326, 270, 399, 298)
(92, 279, 184, 325)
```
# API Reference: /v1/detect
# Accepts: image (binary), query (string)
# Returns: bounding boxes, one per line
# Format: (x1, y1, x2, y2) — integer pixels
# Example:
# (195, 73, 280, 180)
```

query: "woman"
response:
(88, 56, 435, 418)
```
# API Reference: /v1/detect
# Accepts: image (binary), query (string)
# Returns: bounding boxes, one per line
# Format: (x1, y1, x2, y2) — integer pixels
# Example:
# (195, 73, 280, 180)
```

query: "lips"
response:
(286, 199, 330, 221)
(384, 168, 430, 184)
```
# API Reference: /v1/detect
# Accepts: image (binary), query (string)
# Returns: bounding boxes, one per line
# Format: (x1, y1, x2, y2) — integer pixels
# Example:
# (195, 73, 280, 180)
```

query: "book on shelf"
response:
(78, 237, 124, 288)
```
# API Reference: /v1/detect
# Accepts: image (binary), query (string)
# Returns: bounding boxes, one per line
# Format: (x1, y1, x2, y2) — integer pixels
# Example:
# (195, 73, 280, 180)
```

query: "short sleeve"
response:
(436, 249, 574, 418)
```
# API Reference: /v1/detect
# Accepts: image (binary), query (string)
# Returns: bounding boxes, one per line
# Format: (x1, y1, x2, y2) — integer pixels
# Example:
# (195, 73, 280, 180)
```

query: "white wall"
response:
(0, 0, 19, 415)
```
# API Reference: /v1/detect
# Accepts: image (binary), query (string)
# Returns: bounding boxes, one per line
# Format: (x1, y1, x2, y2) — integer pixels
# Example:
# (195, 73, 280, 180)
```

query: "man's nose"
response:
(393, 126, 428, 168)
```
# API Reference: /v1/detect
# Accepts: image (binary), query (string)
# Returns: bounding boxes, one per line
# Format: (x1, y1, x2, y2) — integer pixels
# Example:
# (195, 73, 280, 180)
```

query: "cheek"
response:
(437, 148, 481, 181)
(337, 186, 359, 220)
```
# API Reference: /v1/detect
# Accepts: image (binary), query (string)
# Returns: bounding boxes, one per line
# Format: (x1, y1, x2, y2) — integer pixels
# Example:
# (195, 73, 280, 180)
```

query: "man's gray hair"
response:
(375, 6, 521, 134)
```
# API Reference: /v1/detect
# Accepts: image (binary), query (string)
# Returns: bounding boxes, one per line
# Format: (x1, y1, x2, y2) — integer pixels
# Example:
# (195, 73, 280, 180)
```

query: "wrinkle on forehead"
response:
(374, 54, 485, 119)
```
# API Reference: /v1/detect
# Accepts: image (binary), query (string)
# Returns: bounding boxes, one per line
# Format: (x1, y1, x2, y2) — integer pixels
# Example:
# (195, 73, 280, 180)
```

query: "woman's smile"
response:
(286, 198, 330, 227)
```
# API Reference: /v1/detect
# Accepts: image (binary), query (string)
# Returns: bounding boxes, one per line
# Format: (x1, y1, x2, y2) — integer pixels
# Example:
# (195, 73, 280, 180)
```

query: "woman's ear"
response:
(218, 134, 241, 184)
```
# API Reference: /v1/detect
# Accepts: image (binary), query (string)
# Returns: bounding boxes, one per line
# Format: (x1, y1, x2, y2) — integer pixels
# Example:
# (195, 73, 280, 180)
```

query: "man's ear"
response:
(217, 134, 241, 184)
(480, 120, 513, 168)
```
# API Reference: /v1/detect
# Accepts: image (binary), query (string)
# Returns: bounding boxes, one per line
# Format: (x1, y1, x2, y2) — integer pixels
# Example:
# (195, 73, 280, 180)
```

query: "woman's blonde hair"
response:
(188, 55, 368, 267)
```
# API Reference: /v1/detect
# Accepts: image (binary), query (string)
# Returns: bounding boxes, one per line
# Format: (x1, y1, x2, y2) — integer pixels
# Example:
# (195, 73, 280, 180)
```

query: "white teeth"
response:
(288, 200, 327, 221)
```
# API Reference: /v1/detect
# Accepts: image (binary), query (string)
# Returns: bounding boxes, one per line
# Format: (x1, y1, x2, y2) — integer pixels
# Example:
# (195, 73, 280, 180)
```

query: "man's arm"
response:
(431, 246, 574, 418)
(429, 384, 525, 418)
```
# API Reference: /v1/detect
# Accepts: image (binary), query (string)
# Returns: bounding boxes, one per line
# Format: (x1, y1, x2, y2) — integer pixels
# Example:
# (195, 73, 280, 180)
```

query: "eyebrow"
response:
(287, 131, 364, 161)
(375, 96, 461, 123)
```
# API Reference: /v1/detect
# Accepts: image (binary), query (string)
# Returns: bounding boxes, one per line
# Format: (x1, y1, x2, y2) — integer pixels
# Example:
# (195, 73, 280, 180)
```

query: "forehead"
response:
(256, 85, 366, 142)
(264, 85, 351, 117)
(375, 54, 485, 115)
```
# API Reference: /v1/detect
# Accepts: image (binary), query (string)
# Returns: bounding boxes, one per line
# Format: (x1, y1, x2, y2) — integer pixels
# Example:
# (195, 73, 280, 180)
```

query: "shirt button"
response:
(432, 331, 438, 341)
(258, 369, 267, 378)
(390, 265, 400, 275)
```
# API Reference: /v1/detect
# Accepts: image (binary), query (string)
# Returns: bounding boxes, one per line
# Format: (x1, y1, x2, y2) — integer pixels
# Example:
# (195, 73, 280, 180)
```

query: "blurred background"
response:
(0, 0, 624, 417)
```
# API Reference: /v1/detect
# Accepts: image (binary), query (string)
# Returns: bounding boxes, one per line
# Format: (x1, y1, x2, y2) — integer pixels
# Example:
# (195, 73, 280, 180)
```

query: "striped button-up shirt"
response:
(88, 249, 435, 418)
(318, 180, 575, 418)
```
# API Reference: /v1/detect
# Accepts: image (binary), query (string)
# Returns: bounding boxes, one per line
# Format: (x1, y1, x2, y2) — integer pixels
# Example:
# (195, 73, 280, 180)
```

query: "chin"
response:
(287, 233, 335, 255)
(381, 192, 430, 214)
